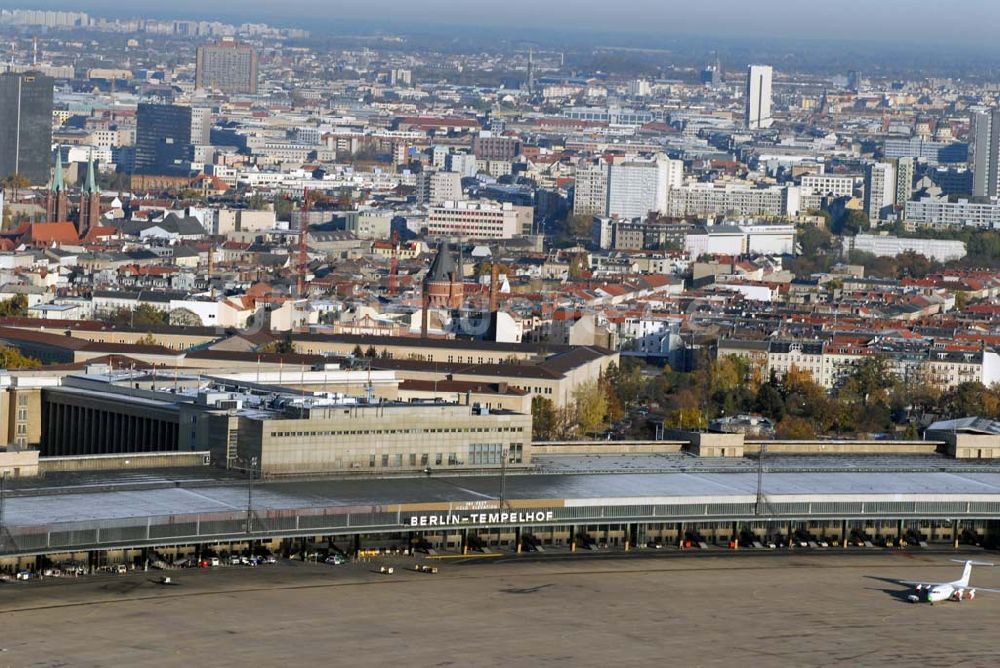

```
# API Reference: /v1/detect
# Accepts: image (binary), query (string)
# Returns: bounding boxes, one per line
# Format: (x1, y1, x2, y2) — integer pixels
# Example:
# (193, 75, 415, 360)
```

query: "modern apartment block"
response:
(971, 108, 1000, 198)
(863, 161, 896, 222)
(905, 195, 1000, 229)
(195, 38, 258, 94)
(573, 159, 609, 216)
(416, 170, 463, 206)
(605, 156, 682, 219)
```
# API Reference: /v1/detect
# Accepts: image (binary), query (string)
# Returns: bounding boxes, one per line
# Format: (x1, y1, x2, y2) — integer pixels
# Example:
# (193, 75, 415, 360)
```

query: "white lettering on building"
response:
(407, 510, 554, 527)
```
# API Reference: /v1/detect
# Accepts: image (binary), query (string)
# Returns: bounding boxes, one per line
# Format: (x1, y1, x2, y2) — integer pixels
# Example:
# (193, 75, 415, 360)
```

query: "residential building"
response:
(666, 183, 798, 218)
(864, 161, 895, 222)
(905, 195, 1000, 229)
(971, 108, 1000, 198)
(573, 159, 608, 216)
(471, 133, 521, 161)
(883, 137, 968, 165)
(416, 170, 463, 206)
(195, 38, 258, 94)
(896, 157, 915, 206)
(605, 156, 682, 219)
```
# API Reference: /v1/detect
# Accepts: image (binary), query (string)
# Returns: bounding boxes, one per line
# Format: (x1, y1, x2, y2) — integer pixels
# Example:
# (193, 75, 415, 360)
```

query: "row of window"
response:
(469, 443, 524, 465)
(269, 426, 525, 438)
(368, 443, 525, 469)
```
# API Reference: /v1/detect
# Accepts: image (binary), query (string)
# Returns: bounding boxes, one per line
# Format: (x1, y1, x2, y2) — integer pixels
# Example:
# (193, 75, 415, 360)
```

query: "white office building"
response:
(745, 65, 773, 130)
(427, 200, 529, 240)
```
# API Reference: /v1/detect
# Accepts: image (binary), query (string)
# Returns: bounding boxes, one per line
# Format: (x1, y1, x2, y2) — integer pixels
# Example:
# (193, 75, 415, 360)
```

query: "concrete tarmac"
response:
(1, 551, 999, 667)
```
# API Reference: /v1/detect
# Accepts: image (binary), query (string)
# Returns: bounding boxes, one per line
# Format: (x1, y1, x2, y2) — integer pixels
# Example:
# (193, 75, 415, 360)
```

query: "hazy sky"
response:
(14, 0, 1000, 46)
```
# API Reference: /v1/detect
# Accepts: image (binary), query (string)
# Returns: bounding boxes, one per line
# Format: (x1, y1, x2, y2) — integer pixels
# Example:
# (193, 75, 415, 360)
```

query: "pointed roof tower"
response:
(52, 149, 64, 193)
(426, 241, 457, 282)
(84, 151, 97, 194)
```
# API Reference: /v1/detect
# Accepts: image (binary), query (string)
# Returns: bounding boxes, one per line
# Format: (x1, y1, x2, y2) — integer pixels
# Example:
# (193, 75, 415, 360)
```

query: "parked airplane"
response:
(899, 560, 1000, 604)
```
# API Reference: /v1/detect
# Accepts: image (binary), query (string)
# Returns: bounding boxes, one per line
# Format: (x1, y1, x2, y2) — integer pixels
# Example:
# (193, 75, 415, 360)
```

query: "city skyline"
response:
(8, 0, 1000, 48)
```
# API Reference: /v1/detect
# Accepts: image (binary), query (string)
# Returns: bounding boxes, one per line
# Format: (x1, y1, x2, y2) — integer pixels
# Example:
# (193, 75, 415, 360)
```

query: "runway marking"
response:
(446, 485, 496, 500)
(176, 488, 243, 510)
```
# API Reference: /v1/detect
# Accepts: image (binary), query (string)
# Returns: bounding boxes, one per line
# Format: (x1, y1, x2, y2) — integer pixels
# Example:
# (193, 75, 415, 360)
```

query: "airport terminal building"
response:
(38, 371, 531, 476)
(2, 452, 1000, 570)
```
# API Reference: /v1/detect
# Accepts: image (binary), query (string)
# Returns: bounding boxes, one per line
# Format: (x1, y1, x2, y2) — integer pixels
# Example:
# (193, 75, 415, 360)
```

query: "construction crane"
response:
(388, 229, 399, 297)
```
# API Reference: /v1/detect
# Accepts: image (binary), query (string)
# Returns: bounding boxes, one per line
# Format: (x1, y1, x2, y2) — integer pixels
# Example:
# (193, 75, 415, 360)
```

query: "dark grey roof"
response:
(118, 213, 205, 237)
(427, 241, 458, 282)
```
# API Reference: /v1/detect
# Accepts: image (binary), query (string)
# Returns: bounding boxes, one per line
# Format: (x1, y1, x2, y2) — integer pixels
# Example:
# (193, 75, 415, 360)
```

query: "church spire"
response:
(52, 148, 64, 193)
(84, 151, 97, 194)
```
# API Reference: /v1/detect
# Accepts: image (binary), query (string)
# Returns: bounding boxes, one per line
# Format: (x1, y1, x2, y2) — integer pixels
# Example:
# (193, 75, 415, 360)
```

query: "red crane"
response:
(388, 229, 399, 297)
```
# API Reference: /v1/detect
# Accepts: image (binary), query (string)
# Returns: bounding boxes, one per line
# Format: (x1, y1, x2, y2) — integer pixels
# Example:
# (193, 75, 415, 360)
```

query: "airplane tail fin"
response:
(950, 559, 994, 587)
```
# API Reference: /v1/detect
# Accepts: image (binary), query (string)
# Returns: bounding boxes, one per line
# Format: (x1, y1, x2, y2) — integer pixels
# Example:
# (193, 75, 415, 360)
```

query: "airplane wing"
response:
(971, 587, 1000, 593)
(866, 576, 941, 587)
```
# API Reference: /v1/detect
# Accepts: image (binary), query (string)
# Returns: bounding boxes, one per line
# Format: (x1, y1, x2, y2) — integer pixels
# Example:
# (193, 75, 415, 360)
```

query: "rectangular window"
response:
(381, 454, 389, 467)
(394, 454, 402, 467)
(369, 454, 376, 467)
(435, 453, 443, 466)
(421, 453, 429, 466)
(409, 453, 417, 466)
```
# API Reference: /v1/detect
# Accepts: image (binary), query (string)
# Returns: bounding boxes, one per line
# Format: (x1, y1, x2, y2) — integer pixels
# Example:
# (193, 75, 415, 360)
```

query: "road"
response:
(1, 551, 998, 667)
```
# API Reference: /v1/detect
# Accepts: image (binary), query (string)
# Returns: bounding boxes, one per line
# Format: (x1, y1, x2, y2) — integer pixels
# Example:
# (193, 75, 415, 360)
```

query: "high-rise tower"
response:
(745, 65, 773, 130)
(0, 71, 54, 185)
(971, 108, 1000, 199)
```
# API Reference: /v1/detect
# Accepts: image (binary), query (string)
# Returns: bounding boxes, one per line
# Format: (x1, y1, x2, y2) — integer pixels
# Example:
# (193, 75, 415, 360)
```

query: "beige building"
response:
(427, 200, 532, 240)
(239, 400, 531, 476)
(38, 370, 532, 476)
(719, 338, 1000, 391)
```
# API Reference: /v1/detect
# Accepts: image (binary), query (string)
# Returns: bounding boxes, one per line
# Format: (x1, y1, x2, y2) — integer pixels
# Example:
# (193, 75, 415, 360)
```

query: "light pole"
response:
(245, 456, 257, 535)
(0, 470, 7, 553)
(497, 448, 508, 549)
(498, 448, 508, 509)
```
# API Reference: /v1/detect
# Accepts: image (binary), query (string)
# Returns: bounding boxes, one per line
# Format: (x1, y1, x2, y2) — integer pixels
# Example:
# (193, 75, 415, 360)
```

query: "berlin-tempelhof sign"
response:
(406, 510, 556, 528)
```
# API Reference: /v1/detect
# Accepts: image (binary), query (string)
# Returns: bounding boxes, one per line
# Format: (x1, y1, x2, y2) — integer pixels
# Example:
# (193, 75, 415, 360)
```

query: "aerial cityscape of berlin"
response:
(2, 1, 1000, 664)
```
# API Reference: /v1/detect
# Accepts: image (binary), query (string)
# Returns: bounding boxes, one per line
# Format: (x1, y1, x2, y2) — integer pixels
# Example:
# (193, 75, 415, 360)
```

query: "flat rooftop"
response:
(7, 458, 1000, 528)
